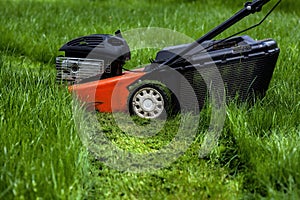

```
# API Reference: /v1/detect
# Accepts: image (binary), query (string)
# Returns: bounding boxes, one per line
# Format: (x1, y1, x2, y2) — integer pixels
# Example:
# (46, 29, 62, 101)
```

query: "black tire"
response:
(128, 82, 172, 119)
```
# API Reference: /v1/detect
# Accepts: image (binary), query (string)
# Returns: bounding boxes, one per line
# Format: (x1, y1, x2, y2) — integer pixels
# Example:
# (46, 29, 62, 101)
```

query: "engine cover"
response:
(56, 30, 130, 84)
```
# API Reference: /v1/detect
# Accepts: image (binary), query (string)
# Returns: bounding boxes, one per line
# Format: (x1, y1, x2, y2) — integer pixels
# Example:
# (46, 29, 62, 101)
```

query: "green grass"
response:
(0, 56, 91, 199)
(0, 0, 299, 199)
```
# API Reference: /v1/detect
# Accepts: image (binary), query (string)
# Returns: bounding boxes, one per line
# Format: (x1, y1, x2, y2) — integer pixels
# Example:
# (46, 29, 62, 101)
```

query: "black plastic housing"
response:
(56, 33, 130, 84)
(149, 35, 280, 108)
(59, 34, 130, 61)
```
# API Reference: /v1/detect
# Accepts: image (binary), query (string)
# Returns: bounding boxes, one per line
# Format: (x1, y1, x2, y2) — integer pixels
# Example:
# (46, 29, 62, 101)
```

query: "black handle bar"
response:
(247, 0, 270, 12)
(155, 0, 272, 70)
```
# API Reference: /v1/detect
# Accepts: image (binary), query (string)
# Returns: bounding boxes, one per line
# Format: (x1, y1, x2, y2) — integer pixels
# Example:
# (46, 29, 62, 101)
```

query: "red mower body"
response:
(69, 70, 145, 113)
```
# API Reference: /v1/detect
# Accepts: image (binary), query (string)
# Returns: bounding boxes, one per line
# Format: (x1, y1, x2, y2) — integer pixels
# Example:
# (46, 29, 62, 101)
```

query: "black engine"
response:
(56, 30, 130, 84)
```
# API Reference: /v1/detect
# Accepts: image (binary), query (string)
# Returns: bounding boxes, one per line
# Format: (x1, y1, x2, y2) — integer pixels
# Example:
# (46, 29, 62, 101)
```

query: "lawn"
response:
(0, 0, 299, 199)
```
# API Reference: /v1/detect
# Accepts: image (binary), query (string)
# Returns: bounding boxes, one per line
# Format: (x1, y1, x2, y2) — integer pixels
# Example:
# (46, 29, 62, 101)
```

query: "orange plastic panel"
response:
(69, 71, 145, 113)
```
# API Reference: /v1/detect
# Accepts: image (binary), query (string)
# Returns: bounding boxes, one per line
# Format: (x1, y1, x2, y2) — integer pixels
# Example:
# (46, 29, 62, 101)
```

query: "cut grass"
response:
(0, 0, 299, 199)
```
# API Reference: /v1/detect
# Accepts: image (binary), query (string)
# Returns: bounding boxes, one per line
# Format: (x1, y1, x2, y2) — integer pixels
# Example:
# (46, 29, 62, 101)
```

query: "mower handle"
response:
(246, 0, 271, 13)
(154, 0, 272, 70)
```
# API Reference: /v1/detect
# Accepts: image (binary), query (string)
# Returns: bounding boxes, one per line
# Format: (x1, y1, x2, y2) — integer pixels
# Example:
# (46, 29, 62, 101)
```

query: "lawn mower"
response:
(56, 0, 280, 119)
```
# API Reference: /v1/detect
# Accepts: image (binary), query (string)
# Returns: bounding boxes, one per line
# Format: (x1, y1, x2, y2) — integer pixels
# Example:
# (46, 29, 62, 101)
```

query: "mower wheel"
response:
(128, 83, 172, 119)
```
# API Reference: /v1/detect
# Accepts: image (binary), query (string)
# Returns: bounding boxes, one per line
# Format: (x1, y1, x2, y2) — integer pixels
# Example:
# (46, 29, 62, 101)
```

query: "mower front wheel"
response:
(128, 83, 172, 119)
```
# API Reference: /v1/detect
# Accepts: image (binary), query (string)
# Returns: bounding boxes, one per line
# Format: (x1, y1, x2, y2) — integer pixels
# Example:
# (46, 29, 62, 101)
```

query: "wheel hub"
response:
(132, 87, 165, 119)
(142, 98, 155, 111)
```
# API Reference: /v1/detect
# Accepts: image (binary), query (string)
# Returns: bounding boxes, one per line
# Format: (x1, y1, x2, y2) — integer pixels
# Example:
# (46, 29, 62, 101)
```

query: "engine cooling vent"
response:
(66, 35, 105, 48)
(56, 57, 105, 84)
